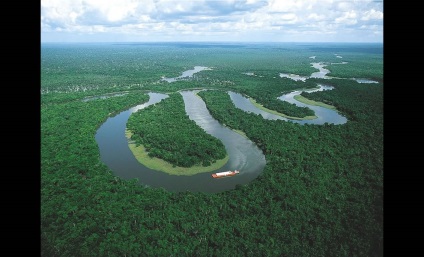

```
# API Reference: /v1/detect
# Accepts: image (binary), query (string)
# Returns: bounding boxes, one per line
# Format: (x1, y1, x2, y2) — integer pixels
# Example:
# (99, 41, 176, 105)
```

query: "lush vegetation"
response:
(301, 78, 383, 122)
(304, 43, 383, 82)
(126, 133, 229, 176)
(41, 42, 383, 256)
(127, 93, 227, 170)
(198, 82, 383, 256)
(233, 76, 317, 118)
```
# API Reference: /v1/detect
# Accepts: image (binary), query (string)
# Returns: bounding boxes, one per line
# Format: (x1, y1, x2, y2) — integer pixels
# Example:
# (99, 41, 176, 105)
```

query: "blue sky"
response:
(41, 0, 383, 43)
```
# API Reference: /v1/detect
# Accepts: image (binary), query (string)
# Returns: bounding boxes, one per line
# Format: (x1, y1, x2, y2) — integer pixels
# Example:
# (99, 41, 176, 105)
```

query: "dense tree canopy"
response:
(41, 43, 383, 256)
(127, 93, 227, 168)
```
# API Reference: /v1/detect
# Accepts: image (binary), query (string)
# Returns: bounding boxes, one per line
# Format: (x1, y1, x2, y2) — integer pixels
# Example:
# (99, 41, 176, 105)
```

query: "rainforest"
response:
(41, 42, 383, 256)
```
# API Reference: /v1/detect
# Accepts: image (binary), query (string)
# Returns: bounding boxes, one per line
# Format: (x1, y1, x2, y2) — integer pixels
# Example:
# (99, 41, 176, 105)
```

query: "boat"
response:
(212, 170, 240, 178)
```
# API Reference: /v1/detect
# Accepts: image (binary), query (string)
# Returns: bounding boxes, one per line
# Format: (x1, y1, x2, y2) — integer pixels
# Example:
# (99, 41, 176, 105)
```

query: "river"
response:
(95, 64, 357, 193)
(279, 61, 379, 83)
(229, 85, 347, 125)
(96, 91, 266, 193)
(161, 66, 212, 82)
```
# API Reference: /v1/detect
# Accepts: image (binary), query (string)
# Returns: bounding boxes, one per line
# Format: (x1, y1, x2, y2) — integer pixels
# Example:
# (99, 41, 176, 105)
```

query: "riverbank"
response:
(293, 95, 336, 110)
(248, 98, 317, 120)
(126, 130, 229, 176)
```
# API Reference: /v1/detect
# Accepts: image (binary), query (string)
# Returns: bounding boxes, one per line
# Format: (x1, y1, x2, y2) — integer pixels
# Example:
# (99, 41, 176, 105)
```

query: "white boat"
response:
(211, 170, 240, 178)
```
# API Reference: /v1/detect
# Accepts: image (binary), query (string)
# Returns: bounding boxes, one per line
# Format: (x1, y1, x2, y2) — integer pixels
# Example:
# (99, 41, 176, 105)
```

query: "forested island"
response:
(126, 93, 228, 175)
(41, 42, 383, 256)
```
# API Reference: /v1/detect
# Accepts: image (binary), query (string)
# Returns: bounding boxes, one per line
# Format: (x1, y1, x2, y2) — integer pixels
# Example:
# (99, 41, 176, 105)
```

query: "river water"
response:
(229, 85, 347, 125)
(96, 91, 266, 193)
(96, 64, 354, 193)
(161, 66, 212, 82)
(280, 61, 379, 84)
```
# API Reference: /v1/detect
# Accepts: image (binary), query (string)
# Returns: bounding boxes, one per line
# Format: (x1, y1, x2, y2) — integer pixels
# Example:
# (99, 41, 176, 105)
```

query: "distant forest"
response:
(41, 43, 383, 256)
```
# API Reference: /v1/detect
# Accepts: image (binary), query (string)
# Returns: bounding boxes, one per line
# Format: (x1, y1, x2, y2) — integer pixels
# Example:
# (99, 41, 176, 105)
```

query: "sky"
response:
(41, 0, 383, 43)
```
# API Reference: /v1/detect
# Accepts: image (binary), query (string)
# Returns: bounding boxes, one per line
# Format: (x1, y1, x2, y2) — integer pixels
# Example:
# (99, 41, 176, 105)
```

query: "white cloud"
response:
(337, 2, 354, 12)
(360, 25, 379, 29)
(41, 0, 384, 42)
(361, 9, 383, 21)
(41, 0, 84, 27)
(266, 0, 304, 12)
(335, 11, 357, 25)
(307, 13, 326, 21)
(81, 0, 147, 22)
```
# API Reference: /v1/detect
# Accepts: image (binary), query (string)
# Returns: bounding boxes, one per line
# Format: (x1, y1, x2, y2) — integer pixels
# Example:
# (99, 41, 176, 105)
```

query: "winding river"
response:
(96, 91, 266, 193)
(96, 62, 375, 192)
(279, 61, 379, 84)
(229, 85, 347, 125)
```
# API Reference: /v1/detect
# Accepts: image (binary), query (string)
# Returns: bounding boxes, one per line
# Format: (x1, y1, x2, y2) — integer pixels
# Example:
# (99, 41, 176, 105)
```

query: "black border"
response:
(4, 0, 41, 255)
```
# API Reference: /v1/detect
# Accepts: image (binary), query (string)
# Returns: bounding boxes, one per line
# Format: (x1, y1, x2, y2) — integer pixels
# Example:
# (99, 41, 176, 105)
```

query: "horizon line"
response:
(41, 41, 384, 44)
